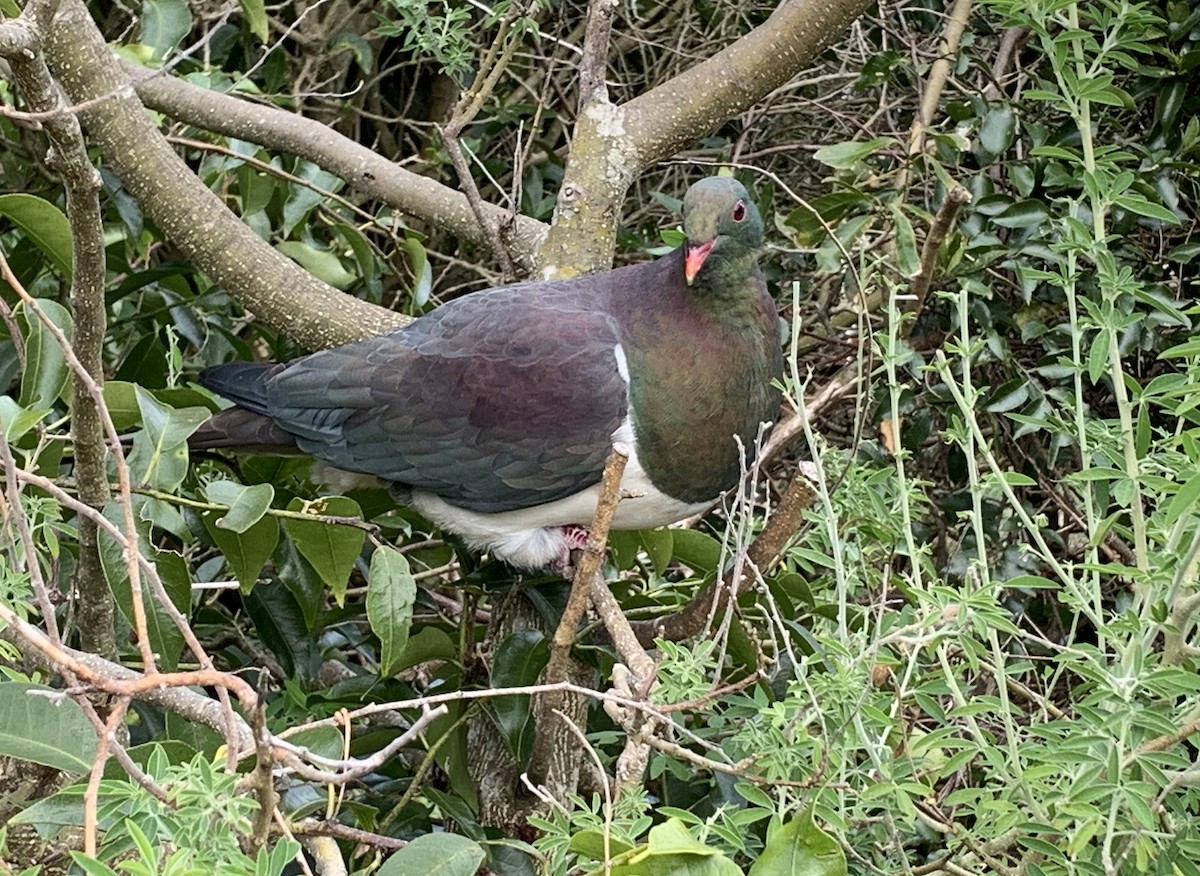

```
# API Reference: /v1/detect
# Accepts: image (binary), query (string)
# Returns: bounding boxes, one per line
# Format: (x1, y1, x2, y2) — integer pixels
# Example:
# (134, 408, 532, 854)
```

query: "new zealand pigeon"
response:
(192, 177, 784, 570)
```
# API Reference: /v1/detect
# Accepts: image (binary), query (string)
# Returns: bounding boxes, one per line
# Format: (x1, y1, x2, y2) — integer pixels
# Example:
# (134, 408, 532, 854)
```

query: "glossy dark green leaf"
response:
(991, 199, 1049, 229)
(978, 105, 1016, 155)
(639, 528, 674, 577)
(781, 192, 870, 246)
(0, 193, 72, 280)
(244, 581, 316, 682)
(670, 529, 723, 576)
(202, 509, 279, 592)
(282, 495, 365, 604)
(367, 546, 417, 676)
(16, 299, 72, 411)
(489, 629, 549, 765)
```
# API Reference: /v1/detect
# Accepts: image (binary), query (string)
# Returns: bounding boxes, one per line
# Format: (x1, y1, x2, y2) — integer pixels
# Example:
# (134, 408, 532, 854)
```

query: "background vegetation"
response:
(1, 0, 1199, 873)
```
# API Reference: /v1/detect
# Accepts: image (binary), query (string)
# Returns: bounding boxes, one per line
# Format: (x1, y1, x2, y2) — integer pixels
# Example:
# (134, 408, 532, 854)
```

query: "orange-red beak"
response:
(684, 240, 714, 285)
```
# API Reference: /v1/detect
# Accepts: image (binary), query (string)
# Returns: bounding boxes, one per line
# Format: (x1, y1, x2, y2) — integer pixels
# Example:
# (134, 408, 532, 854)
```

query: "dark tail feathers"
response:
(193, 362, 297, 452)
(198, 362, 280, 415)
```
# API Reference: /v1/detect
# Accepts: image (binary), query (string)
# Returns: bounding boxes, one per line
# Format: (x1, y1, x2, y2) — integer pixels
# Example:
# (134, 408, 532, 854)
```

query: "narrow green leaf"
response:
(1087, 331, 1110, 385)
(367, 546, 417, 676)
(889, 202, 920, 278)
(812, 138, 894, 170)
(0, 682, 97, 773)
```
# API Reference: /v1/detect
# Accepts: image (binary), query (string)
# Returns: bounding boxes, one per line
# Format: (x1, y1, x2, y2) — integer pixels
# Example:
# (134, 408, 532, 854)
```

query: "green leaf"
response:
(203, 510, 279, 592)
(1087, 330, 1110, 385)
(0, 682, 97, 773)
(98, 502, 192, 671)
(237, 0, 269, 41)
(101, 381, 143, 432)
(489, 629, 549, 765)
(0, 396, 51, 443)
(141, 0, 193, 60)
(669, 529, 723, 576)
(125, 387, 210, 491)
(68, 854, 122, 876)
(812, 138, 894, 170)
(205, 480, 275, 533)
(375, 832, 485, 876)
(570, 829, 636, 863)
(282, 496, 366, 604)
(367, 546, 417, 677)
(1159, 339, 1200, 359)
(780, 191, 870, 246)
(1005, 575, 1059, 590)
(991, 199, 1049, 229)
(276, 241, 356, 289)
(1166, 471, 1200, 526)
(748, 806, 847, 876)
(639, 529, 674, 577)
(0, 193, 73, 280)
(888, 202, 920, 278)
(16, 299, 73, 411)
(1112, 193, 1179, 224)
(331, 30, 375, 73)
(978, 105, 1016, 155)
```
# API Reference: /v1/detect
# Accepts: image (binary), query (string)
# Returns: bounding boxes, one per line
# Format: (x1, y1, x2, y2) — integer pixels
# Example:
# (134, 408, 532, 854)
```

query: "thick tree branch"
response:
(127, 65, 547, 273)
(0, 1, 112, 656)
(623, 0, 875, 163)
(41, 0, 403, 351)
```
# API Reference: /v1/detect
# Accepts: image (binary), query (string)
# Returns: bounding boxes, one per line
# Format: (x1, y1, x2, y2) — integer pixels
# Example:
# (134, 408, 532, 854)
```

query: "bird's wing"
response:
(261, 284, 629, 513)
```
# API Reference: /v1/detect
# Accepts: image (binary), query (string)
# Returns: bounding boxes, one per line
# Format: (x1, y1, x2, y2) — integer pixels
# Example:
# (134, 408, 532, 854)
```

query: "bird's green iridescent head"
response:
(681, 177, 764, 286)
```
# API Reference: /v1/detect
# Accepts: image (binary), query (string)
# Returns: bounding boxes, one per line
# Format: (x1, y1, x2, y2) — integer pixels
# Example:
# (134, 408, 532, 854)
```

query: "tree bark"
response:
(42, 0, 402, 351)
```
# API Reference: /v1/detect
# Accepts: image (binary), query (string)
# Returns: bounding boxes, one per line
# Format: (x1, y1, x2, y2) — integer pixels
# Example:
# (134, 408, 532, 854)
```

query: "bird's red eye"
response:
(732, 201, 747, 222)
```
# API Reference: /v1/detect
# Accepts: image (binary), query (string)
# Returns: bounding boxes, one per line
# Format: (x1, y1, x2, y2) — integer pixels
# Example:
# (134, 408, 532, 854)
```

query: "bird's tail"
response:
(191, 362, 298, 452)
(198, 362, 278, 415)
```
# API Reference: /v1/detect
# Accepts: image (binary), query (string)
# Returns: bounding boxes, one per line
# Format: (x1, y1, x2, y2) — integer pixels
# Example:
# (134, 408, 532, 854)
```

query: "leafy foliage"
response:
(2, 0, 1200, 873)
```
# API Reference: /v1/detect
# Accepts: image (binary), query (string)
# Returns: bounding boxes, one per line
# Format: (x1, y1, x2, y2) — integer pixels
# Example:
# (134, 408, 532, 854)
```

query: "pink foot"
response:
(549, 524, 591, 576)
